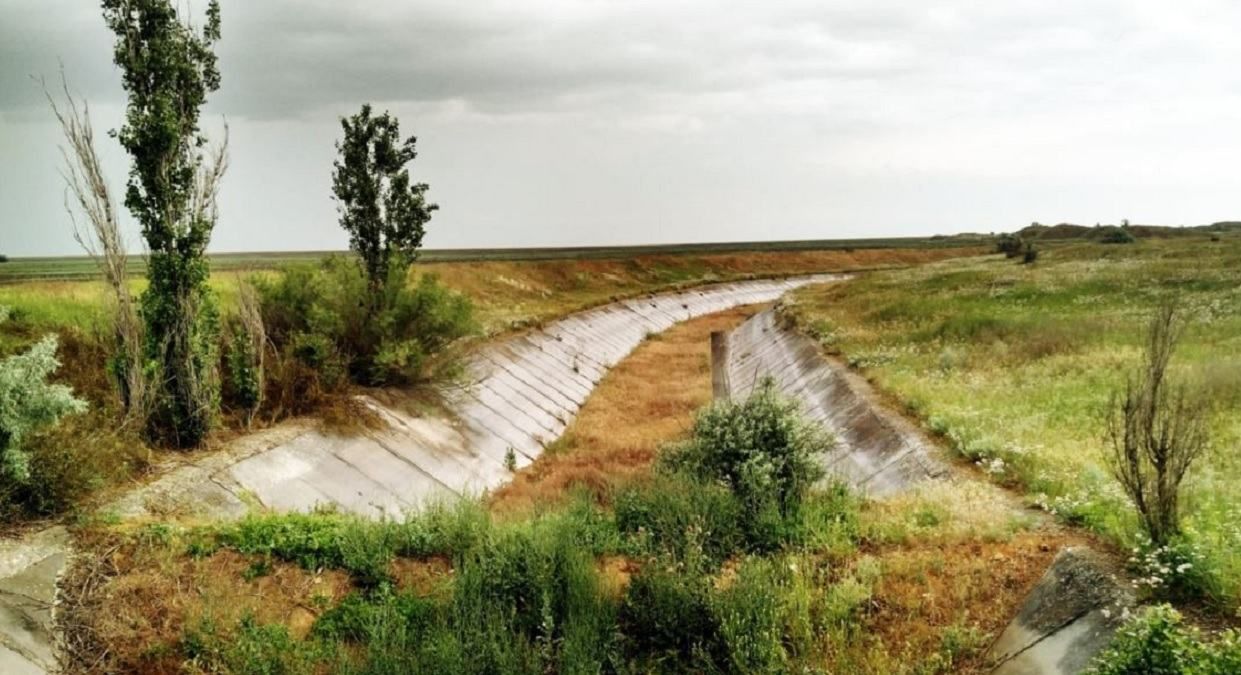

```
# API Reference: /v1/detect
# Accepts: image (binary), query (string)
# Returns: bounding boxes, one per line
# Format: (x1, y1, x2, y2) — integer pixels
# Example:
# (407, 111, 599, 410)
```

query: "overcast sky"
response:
(3, 0, 1241, 256)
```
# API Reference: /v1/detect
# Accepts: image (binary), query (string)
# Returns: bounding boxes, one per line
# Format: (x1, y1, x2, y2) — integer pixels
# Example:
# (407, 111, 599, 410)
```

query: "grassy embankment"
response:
(784, 235, 1241, 608)
(0, 245, 981, 524)
(64, 307, 1071, 674)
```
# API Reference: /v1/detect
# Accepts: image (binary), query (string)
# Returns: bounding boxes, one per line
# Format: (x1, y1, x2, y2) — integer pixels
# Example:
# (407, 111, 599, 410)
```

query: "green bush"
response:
(660, 379, 831, 552)
(996, 233, 1025, 258)
(714, 557, 788, 672)
(1097, 226, 1137, 244)
(1087, 604, 1241, 674)
(256, 257, 476, 388)
(222, 318, 263, 422)
(0, 333, 87, 485)
(620, 562, 721, 667)
(614, 474, 744, 563)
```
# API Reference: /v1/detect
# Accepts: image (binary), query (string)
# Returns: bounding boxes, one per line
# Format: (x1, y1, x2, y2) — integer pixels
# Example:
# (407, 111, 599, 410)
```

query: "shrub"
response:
(1098, 226, 1137, 244)
(0, 334, 87, 485)
(620, 563, 720, 666)
(1087, 605, 1241, 674)
(660, 379, 831, 551)
(615, 474, 744, 563)
(714, 557, 788, 672)
(1105, 303, 1209, 547)
(256, 258, 475, 390)
(0, 254, 8, 263)
(221, 282, 265, 426)
(996, 233, 1025, 258)
(1021, 241, 1040, 264)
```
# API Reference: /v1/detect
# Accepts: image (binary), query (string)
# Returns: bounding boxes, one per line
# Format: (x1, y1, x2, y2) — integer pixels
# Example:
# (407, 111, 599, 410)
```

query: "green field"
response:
(787, 234, 1241, 606)
(0, 236, 989, 284)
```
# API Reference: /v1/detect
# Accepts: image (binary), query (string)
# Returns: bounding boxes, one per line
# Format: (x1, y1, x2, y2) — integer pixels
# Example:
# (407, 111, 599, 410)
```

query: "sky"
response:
(3, 0, 1241, 256)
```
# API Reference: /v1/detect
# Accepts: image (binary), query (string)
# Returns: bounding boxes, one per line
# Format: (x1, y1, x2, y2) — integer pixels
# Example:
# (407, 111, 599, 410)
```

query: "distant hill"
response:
(1016, 222, 1237, 241)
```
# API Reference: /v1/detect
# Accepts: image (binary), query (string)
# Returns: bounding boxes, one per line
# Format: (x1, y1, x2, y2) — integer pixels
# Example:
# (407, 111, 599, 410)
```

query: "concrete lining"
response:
(724, 308, 946, 496)
(107, 274, 842, 521)
(725, 308, 1134, 674)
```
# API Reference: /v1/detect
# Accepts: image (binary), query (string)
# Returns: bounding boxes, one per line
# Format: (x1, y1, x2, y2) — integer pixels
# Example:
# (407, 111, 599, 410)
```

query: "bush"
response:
(615, 474, 744, 563)
(620, 563, 720, 666)
(1087, 605, 1241, 674)
(0, 254, 8, 263)
(996, 233, 1025, 258)
(1098, 226, 1137, 244)
(1022, 242, 1040, 264)
(0, 333, 87, 486)
(256, 257, 476, 389)
(660, 379, 831, 551)
(1105, 304, 1209, 547)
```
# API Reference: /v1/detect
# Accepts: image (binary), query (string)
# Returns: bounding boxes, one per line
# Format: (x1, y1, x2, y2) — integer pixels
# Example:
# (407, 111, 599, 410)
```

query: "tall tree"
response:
(102, 0, 227, 447)
(332, 104, 437, 296)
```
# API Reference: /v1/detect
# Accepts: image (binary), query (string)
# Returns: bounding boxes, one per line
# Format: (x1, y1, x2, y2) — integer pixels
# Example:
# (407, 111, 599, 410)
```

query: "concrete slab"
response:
(725, 308, 945, 495)
(987, 547, 1133, 674)
(0, 527, 70, 674)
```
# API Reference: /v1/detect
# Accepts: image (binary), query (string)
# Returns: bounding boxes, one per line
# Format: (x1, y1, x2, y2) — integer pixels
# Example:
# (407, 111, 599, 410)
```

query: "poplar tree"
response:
(102, 0, 226, 447)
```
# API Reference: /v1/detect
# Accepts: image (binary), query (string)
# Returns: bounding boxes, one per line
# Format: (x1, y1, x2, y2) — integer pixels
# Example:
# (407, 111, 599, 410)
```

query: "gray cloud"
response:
(4, 0, 1241, 256)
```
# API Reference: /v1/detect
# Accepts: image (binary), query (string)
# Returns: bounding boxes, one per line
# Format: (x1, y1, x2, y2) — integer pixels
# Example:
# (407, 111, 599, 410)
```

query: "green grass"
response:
(0, 236, 989, 283)
(786, 235, 1241, 606)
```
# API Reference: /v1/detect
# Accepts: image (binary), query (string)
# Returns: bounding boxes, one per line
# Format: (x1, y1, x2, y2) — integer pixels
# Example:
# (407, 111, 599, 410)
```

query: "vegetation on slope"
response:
(0, 245, 980, 524)
(785, 235, 1241, 608)
(61, 309, 1072, 674)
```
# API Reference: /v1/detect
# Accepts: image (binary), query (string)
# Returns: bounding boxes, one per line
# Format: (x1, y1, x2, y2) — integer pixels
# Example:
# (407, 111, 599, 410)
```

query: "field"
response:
(785, 234, 1241, 606)
(0, 236, 988, 284)
(0, 245, 984, 334)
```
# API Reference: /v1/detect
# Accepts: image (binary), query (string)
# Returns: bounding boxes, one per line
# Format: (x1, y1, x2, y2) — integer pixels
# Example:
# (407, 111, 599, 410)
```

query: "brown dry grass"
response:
(853, 531, 1082, 673)
(60, 531, 354, 674)
(422, 247, 984, 334)
(487, 305, 764, 515)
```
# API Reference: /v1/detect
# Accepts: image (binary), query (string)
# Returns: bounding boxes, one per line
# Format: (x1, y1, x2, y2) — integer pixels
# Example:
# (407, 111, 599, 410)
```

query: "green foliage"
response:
(996, 233, 1025, 258)
(619, 562, 721, 667)
(1098, 226, 1137, 244)
(1022, 241, 1040, 264)
(0, 334, 86, 483)
(615, 474, 744, 563)
(333, 104, 438, 296)
(102, 0, 225, 448)
(1087, 605, 1241, 675)
(257, 258, 476, 387)
(661, 379, 831, 551)
(222, 318, 263, 421)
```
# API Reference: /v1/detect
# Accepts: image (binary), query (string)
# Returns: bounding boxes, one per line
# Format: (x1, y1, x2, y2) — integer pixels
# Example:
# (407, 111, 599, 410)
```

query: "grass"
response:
(489, 305, 762, 515)
(0, 236, 990, 284)
(0, 245, 981, 526)
(60, 303, 1072, 674)
(784, 234, 1241, 608)
(0, 245, 984, 334)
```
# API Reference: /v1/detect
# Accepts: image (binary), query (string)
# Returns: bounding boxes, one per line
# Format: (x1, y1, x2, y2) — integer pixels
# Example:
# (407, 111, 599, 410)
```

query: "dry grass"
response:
(851, 532, 1078, 673)
(420, 247, 985, 334)
(487, 305, 764, 515)
(60, 530, 354, 674)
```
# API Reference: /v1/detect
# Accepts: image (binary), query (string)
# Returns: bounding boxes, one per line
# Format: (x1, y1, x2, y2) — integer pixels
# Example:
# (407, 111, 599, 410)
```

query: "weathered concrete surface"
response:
(0, 528, 69, 675)
(112, 275, 841, 520)
(725, 308, 946, 495)
(987, 548, 1133, 674)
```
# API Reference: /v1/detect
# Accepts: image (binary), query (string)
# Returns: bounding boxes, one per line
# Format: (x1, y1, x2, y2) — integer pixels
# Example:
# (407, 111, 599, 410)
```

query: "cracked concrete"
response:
(987, 548, 1134, 674)
(0, 528, 68, 675)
